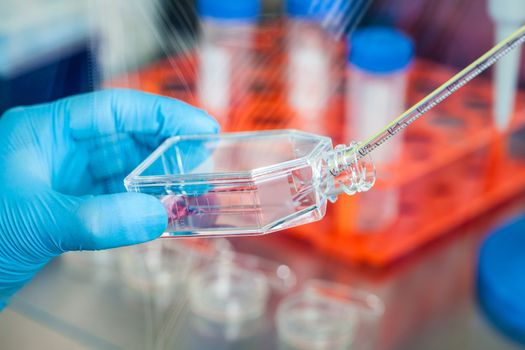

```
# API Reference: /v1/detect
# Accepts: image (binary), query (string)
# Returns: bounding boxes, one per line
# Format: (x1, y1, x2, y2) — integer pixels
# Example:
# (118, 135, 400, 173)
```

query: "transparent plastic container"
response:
(124, 129, 375, 237)
(285, 0, 333, 135)
(196, 0, 260, 124)
(346, 27, 413, 232)
(117, 238, 232, 311)
(276, 280, 385, 350)
(346, 27, 414, 163)
(188, 251, 296, 340)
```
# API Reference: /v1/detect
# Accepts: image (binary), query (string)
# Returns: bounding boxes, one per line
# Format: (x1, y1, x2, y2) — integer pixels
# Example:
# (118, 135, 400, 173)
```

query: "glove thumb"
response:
(68, 193, 167, 251)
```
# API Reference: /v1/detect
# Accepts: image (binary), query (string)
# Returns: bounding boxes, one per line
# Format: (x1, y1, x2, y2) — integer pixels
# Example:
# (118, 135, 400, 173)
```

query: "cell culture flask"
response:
(125, 129, 375, 237)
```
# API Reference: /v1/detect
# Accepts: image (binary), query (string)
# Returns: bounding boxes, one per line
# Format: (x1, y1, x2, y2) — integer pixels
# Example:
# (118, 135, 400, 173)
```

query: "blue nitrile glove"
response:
(0, 89, 219, 309)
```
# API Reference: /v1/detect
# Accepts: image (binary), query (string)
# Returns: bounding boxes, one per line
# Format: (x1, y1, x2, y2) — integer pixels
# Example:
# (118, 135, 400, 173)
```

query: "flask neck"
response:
(325, 142, 376, 199)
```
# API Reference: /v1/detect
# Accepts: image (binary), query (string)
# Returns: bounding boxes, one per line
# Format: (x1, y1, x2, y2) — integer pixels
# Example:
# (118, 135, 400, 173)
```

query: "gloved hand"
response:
(0, 89, 219, 309)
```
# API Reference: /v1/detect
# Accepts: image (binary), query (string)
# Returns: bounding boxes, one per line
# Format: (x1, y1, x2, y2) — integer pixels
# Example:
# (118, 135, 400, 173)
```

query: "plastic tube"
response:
(196, 0, 261, 125)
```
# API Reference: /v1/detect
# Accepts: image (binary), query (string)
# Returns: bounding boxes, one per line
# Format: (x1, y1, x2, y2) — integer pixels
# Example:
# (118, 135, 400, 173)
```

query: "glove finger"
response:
(103, 176, 127, 194)
(88, 133, 145, 182)
(62, 89, 219, 140)
(132, 133, 167, 149)
(53, 135, 145, 195)
(68, 192, 167, 251)
(52, 140, 95, 195)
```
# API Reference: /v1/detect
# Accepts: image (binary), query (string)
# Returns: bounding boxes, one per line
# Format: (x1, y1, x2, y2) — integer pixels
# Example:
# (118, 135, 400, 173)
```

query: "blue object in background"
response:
(0, 43, 97, 115)
(196, 0, 261, 20)
(349, 26, 414, 74)
(0, 1, 97, 115)
(285, 0, 335, 19)
(477, 215, 525, 346)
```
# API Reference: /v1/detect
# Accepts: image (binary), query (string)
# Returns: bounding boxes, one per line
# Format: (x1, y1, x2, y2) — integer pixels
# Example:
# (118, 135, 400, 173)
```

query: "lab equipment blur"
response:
(125, 129, 375, 237)
(0, 0, 95, 114)
(119, 239, 231, 306)
(116, 235, 385, 349)
(346, 25, 525, 162)
(113, 9, 525, 265)
(346, 27, 414, 163)
(285, 0, 333, 135)
(87, 0, 162, 79)
(196, 0, 260, 125)
(346, 26, 414, 231)
(488, 0, 525, 131)
(119, 239, 235, 349)
(478, 215, 525, 346)
(276, 280, 384, 350)
(117, 237, 299, 348)
(188, 250, 296, 341)
(301, 24, 525, 264)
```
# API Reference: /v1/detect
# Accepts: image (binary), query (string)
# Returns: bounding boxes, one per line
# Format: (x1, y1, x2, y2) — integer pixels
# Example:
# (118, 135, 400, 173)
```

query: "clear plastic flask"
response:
(124, 129, 375, 237)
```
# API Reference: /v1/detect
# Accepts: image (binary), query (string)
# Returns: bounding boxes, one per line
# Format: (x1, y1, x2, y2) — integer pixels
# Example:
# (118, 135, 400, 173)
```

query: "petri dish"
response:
(276, 280, 384, 350)
(118, 238, 232, 297)
(188, 251, 297, 340)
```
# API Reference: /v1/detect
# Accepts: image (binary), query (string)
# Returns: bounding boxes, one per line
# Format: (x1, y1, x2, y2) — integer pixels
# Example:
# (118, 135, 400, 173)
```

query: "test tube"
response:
(345, 27, 414, 231)
(488, 0, 525, 131)
(346, 27, 414, 163)
(196, 0, 261, 126)
(285, 0, 334, 135)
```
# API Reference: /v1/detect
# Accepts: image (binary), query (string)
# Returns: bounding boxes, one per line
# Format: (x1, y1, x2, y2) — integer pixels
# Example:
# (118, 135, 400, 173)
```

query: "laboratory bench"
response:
(2, 194, 525, 350)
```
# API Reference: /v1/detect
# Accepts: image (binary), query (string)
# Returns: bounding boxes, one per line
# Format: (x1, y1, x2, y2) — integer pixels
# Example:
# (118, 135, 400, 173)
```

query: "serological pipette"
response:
(330, 24, 525, 175)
